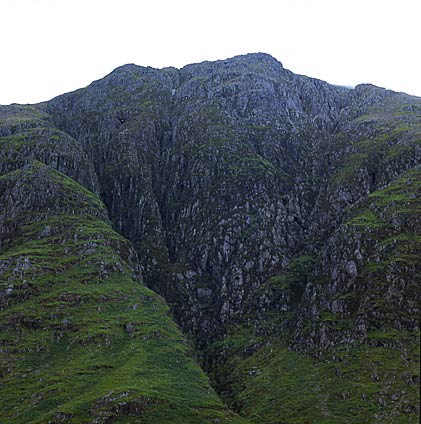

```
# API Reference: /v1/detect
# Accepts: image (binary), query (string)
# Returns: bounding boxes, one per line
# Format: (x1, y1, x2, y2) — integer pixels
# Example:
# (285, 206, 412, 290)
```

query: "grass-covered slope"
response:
(0, 162, 247, 423)
(214, 338, 419, 424)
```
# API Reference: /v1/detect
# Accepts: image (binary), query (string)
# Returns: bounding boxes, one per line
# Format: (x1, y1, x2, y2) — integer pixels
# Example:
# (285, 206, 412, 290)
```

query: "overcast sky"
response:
(1, 0, 420, 105)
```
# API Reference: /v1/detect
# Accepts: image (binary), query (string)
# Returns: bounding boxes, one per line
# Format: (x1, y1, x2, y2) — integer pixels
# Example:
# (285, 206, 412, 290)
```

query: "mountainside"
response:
(1, 53, 420, 423)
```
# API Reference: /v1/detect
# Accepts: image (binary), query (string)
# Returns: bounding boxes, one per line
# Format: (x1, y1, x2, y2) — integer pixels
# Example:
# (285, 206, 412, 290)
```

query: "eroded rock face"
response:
(1, 53, 420, 423)
(42, 54, 348, 337)
(42, 53, 420, 343)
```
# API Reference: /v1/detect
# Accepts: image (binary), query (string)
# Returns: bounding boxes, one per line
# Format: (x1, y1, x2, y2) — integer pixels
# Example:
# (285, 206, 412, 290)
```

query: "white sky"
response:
(1, 0, 420, 105)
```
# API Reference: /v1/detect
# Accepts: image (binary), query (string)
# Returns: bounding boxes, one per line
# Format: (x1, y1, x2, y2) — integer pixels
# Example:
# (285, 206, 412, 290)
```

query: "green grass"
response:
(262, 255, 315, 302)
(215, 333, 420, 424)
(346, 209, 385, 228)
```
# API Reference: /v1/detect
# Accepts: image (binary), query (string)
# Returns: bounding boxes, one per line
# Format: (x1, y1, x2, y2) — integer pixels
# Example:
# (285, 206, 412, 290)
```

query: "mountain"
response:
(1, 53, 420, 423)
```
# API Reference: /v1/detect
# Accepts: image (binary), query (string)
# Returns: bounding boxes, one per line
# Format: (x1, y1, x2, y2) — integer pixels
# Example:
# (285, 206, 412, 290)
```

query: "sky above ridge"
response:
(1, 0, 420, 104)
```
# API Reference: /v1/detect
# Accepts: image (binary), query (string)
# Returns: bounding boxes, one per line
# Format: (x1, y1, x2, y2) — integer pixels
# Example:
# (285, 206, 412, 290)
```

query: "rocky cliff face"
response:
(1, 53, 420, 423)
